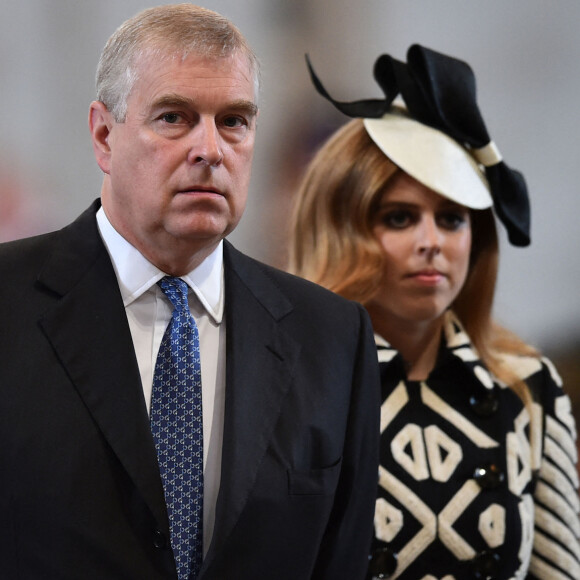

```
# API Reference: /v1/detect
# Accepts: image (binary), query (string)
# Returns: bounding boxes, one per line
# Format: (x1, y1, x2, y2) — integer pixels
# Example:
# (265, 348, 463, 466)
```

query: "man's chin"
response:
(168, 220, 233, 244)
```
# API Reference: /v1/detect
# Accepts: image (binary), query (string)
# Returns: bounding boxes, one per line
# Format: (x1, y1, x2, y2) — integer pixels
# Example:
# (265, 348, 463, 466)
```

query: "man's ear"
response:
(88, 101, 114, 175)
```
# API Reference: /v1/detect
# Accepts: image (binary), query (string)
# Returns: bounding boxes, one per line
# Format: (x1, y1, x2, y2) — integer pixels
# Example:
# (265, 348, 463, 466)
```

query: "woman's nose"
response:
(416, 217, 442, 257)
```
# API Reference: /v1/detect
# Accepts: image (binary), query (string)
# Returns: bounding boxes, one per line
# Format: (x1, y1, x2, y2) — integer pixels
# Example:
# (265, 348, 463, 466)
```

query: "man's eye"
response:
(223, 116, 246, 128)
(162, 113, 181, 124)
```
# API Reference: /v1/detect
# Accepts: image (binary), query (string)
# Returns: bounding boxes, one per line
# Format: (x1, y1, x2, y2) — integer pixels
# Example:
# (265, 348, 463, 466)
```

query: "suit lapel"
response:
(36, 201, 169, 529)
(36, 209, 302, 568)
(202, 242, 301, 571)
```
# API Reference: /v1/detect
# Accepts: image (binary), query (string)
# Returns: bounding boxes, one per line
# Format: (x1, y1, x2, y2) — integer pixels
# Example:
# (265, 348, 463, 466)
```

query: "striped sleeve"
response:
(529, 357, 580, 579)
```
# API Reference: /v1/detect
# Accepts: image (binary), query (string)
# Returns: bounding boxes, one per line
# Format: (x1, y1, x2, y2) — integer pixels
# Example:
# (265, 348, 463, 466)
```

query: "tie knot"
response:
(158, 276, 190, 314)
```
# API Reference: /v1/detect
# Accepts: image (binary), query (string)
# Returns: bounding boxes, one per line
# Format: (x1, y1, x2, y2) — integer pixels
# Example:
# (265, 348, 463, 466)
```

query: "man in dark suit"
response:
(0, 5, 380, 579)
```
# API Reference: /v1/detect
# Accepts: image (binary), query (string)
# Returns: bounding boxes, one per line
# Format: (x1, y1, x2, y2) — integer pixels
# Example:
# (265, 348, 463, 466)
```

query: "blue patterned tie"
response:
(151, 276, 203, 580)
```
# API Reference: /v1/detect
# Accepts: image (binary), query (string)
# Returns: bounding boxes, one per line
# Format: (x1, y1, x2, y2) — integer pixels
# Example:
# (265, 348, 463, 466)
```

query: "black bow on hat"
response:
(306, 45, 531, 247)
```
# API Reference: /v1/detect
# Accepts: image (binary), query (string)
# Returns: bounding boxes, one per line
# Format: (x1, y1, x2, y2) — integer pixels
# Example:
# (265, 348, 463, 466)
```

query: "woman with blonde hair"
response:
(289, 45, 580, 579)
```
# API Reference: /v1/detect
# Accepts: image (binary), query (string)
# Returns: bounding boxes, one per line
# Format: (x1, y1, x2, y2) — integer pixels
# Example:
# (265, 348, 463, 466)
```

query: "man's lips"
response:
(177, 186, 223, 196)
(174, 187, 227, 203)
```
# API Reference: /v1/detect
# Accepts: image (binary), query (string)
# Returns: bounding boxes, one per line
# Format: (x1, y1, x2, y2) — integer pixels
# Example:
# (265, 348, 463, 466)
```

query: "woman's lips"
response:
(407, 269, 445, 285)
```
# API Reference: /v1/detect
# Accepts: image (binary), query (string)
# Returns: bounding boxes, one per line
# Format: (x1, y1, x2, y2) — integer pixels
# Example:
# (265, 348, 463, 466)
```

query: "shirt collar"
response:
(96, 206, 224, 323)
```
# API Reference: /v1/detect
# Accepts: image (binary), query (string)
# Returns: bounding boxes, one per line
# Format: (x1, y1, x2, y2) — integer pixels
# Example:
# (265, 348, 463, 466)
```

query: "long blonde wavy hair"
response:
(288, 118, 537, 401)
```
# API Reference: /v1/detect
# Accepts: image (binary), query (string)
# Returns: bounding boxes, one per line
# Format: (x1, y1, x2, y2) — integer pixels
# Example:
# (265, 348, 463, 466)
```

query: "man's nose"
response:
(187, 117, 224, 167)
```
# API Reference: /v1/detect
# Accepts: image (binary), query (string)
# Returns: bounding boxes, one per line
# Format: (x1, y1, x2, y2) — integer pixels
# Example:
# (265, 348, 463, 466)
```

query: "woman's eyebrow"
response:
(377, 200, 417, 209)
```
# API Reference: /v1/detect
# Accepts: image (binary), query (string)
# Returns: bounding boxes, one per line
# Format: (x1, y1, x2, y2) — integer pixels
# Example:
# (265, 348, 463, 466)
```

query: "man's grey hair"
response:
(96, 3, 260, 122)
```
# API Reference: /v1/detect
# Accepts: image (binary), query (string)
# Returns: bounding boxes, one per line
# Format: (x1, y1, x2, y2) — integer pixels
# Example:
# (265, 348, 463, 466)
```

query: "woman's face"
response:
(368, 171, 472, 329)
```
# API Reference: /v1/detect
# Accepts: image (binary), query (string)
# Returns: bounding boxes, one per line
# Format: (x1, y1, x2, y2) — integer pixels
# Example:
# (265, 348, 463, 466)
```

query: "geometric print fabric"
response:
(151, 276, 203, 580)
(371, 312, 580, 579)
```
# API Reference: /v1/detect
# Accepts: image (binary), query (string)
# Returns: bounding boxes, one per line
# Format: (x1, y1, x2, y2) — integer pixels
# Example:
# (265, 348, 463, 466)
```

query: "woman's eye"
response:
(438, 211, 468, 231)
(382, 210, 412, 229)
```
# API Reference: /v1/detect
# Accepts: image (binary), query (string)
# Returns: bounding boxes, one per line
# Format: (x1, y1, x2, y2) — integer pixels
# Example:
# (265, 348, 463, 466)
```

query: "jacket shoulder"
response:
(0, 231, 59, 293)
(224, 241, 363, 318)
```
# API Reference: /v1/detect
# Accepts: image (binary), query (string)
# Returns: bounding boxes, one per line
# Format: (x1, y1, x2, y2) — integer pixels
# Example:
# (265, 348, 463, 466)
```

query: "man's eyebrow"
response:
(227, 99, 259, 117)
(150, 94, 194, 110)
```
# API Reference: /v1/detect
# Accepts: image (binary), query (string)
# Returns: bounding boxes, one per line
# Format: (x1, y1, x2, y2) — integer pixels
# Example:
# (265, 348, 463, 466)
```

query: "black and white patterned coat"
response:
(369, 312, 580, 580)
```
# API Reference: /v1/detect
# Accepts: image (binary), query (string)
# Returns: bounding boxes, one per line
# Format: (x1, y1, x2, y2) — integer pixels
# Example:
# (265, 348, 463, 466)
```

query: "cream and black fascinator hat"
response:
(306, 44, 531, 246)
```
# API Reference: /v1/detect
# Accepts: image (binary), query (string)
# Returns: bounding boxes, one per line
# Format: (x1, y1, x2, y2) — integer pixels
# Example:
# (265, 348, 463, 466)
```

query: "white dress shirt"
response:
(96, 206, 225, 555)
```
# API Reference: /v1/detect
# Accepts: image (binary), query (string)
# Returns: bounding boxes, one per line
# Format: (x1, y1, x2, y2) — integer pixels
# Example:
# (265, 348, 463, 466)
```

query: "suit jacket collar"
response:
(200, 242, 301, 575)
(35, 199, 170, 530)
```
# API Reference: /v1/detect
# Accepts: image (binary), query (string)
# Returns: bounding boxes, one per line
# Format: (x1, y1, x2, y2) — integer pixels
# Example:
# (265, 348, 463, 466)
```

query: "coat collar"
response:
(375, 311, 497, 393)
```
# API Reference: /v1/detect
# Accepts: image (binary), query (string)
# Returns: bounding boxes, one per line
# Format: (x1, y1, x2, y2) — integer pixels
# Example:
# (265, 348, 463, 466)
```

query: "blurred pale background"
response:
(1, 0, 579, 368)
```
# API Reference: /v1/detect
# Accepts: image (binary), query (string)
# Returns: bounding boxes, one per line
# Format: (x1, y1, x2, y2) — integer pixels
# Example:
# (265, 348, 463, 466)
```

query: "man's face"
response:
(93, 51, 258, 272)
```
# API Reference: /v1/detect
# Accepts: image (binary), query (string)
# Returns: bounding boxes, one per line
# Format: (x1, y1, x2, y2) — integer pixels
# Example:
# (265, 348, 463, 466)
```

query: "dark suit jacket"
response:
(0, 200, 380, 579)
